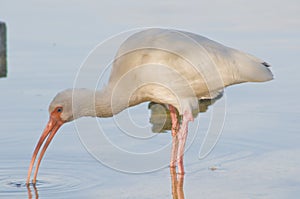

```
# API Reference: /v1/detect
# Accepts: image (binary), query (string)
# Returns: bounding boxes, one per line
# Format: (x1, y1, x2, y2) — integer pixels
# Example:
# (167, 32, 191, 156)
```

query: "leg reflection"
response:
(170, 167, 185, 199)
(27, 183, 39, 199)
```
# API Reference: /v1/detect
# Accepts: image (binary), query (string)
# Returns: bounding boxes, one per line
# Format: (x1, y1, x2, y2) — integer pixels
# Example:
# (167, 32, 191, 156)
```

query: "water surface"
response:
(1, 1, 300, 198)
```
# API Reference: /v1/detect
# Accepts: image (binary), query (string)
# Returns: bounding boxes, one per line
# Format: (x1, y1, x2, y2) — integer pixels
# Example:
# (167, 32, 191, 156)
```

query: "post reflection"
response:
(27, 184, 39, 199)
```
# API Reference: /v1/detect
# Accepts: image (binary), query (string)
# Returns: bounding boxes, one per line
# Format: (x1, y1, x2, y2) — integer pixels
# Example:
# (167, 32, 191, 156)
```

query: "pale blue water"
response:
(1, 1, 300, 198)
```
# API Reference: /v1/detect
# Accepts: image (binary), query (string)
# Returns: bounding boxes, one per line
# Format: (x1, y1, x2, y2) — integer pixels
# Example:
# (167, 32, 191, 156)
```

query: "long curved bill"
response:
(26, 116, 63, 185)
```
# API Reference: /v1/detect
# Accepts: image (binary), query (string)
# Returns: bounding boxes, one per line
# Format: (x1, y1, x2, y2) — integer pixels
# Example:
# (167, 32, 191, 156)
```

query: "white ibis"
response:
(26, 28, 273, 184)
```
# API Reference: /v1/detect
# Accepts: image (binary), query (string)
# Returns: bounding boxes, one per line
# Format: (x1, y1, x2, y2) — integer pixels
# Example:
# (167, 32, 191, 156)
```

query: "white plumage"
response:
(27, 28, 273, 184)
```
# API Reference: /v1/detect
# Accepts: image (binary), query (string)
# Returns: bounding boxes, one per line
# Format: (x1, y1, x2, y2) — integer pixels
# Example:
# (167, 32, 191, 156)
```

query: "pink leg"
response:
(169, 105, 179, 168)
(177, 110, 194, 174)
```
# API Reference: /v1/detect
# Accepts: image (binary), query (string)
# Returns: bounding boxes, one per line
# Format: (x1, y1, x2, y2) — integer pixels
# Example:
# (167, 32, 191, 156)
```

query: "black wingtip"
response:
(262, 62, 271, 67)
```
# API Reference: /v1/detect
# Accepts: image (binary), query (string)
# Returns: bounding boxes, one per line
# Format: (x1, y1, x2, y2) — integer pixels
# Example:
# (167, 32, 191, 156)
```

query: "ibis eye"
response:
(57, 107, 63, 113)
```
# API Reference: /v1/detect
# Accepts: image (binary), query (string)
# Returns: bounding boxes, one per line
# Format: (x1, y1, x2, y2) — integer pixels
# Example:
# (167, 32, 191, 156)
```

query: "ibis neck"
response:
(94, 86, 129, 118)
(71, 87, 129, 119)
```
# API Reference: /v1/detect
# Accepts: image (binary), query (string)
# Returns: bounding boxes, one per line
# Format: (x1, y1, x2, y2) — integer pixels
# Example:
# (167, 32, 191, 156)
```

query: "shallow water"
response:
(1, 1, 300, 198)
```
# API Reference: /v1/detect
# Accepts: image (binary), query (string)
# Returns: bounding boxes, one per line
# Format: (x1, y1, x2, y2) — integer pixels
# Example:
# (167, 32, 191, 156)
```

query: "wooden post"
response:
(0, 22, 7, 77)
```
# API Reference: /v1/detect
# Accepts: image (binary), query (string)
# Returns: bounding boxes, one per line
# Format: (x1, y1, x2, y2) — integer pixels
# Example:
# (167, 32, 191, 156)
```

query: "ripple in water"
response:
(0, 160, 104, 198)
(3, 175, 80, 199)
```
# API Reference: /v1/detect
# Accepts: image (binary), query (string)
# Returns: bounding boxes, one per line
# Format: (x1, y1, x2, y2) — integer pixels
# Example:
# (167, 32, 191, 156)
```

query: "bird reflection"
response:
(25, 94, 222, 199)
(149, 93, 222, 198)
(170, 167, 185, 199)
(148, 92, 223, 133)
(27, 183, 39, 199)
